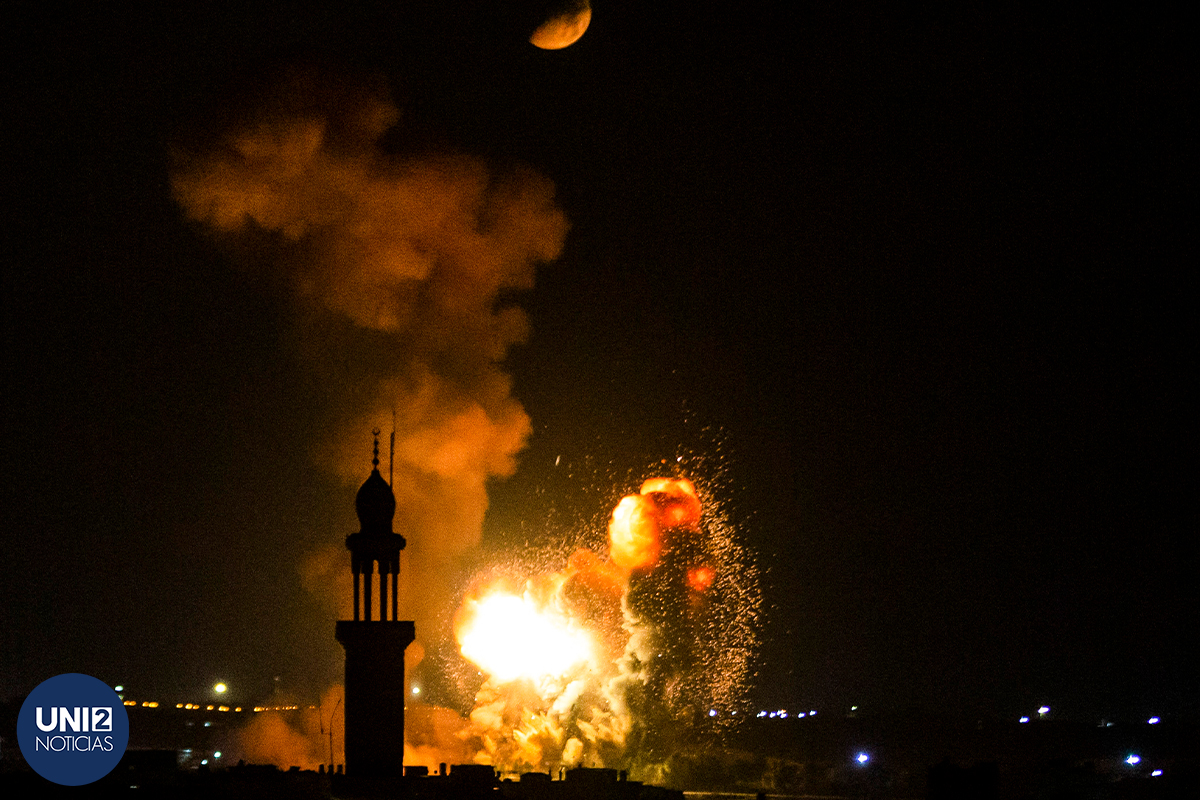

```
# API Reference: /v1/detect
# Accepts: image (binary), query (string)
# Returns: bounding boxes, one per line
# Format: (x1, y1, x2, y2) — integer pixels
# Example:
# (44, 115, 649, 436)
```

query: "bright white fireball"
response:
(459, 593, 594, 682)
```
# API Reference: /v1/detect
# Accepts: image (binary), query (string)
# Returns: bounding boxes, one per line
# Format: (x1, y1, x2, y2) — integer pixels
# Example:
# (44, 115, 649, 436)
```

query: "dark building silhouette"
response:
(335, 435, 414, 778)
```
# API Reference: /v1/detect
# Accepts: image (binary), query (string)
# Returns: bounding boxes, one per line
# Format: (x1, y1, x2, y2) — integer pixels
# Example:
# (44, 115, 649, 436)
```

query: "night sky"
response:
(4, 1, 1192, 726)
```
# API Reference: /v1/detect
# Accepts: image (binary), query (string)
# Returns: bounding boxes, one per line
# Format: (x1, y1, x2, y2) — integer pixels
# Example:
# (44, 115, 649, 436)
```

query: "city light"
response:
(213, 682, 227, 694)
(412, 686, 420, 695)
(708, 709, 717, 717)
(1125, 754, 1140, 766)
(114, 685, 124, 692)
(1148, 716, 1160, 724)
(1038, 706, 1050, 716)
(1152, 770, 1163, 777)
(1019, 717, 1030, 723)
(856, 752, 870, 765)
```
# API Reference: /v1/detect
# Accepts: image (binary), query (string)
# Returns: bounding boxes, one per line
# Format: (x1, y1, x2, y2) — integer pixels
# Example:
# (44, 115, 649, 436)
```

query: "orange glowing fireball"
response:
(640, 477, 701, 530)
(608, 494, 662, 572)
(686, 565, 715, 592)
(608, 477, 702, 572)
(457, 591, 596, 683)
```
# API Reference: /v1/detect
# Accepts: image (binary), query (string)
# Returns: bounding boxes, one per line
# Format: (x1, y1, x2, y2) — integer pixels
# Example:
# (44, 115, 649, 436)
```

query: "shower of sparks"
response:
(444, 463, 762, 779)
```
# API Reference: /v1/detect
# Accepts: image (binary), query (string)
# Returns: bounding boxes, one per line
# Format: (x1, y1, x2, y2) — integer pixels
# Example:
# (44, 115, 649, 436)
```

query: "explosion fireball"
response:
(458, 593, 596, 683)
(445, 476, 760, 779)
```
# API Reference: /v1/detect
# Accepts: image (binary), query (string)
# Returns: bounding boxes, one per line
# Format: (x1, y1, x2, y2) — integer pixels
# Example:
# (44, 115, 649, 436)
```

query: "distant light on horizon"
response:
(412, 686, 421, 695)
(1148, 716, 1160, 724)
(114, 685, 124, 692)
(214, 682, 227, 694)
(1125, 754, 1141, 766)
(1152, 770, 1163, 777)
(1038, 706, 1050, 715)
(856, 752, 870, 765)
(1020, 717, 1030, 723)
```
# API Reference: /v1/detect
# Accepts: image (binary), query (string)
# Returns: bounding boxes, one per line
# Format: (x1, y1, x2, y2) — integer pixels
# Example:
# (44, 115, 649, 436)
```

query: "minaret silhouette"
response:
(335, 431, 414, 778)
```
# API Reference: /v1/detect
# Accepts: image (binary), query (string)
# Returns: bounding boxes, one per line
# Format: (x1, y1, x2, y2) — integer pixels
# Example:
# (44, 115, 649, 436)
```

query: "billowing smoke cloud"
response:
(223, 685, 346, 771)
(171, 68, 568, 637)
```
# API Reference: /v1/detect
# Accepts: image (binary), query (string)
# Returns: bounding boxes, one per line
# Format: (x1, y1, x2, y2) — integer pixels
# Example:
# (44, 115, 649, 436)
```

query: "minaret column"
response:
(363, 567, 373, 621)
(352, 566, 361, 622)
(380, 564, 389, 621)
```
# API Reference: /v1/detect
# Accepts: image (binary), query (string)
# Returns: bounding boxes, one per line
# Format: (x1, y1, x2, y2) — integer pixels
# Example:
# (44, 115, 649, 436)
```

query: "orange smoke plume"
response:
(404, 702, 477, 770)
(170, 67, 568, 653)
(230, 684, 344, 771)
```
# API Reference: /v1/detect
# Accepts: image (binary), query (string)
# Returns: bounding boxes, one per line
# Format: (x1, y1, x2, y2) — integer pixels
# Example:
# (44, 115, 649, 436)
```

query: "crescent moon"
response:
(530, 4, 592, 50)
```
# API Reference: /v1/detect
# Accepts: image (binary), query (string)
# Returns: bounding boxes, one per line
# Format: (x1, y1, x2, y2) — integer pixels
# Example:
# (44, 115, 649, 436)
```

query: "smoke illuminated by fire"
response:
(171, 67, 568, 637)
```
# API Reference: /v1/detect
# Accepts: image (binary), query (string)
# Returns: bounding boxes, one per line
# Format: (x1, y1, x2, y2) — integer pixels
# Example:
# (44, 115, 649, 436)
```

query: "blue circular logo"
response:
(17, 674, 129, 785)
